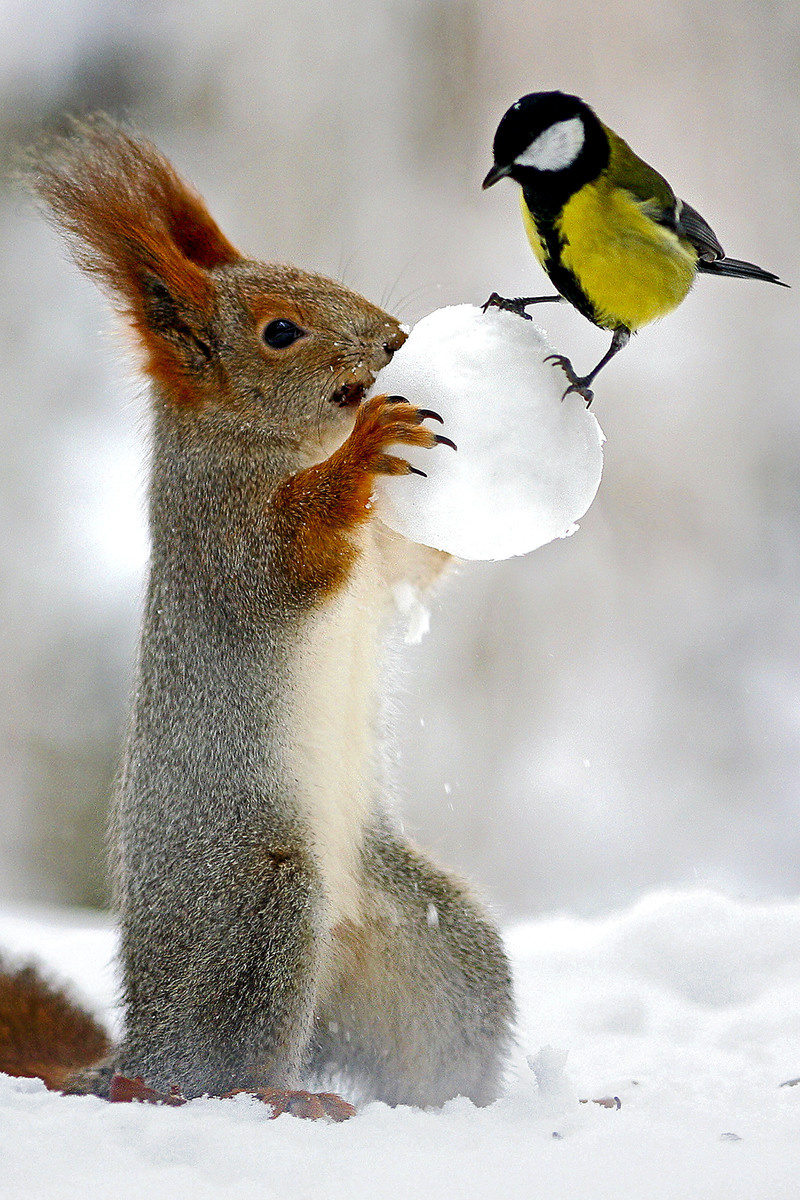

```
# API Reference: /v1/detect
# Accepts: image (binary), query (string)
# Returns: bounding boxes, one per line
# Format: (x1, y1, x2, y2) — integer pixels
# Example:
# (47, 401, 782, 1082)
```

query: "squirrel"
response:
(0, 116, 514, 1115)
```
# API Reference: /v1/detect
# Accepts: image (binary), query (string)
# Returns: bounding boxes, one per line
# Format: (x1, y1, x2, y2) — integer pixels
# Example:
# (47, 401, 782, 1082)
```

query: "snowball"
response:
(371, 304, 604, 561)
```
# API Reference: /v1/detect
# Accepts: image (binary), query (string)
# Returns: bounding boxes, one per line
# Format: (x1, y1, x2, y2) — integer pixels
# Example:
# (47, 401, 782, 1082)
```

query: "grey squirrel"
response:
(1, 116, 514, 1114)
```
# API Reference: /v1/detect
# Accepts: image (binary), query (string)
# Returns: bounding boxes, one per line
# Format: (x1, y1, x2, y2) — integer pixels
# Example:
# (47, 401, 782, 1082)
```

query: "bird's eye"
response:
(261, 319, 305, 349)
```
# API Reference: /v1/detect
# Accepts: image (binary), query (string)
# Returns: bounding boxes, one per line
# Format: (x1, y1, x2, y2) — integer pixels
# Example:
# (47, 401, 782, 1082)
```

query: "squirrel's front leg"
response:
(270, 394, 449, 599)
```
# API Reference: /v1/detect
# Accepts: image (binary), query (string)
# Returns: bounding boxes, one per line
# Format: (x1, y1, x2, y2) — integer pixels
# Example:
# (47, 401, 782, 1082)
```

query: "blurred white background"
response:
(0, 0, 798, 918)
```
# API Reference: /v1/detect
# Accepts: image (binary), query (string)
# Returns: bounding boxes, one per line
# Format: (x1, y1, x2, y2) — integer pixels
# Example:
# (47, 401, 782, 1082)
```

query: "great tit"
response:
(482, 91, 787, 404)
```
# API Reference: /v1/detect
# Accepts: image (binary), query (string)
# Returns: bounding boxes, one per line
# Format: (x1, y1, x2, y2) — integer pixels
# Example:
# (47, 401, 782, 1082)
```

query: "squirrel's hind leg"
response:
(310, 828, 515, 1108)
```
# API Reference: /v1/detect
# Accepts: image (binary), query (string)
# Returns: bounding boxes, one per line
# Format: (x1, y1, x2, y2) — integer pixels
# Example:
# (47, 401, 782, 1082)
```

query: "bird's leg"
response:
(545, 327, 631, 406)
(481, 292, 564, 321)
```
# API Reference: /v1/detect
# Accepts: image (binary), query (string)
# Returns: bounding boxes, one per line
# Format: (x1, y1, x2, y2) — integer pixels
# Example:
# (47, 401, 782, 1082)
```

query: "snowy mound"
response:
(372, 304, 604, 560)
(2, 890, 800, 1198)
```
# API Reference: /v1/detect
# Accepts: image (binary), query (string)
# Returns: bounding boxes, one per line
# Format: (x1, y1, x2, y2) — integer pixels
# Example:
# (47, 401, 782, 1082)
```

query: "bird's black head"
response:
(483, 91, 609, 214)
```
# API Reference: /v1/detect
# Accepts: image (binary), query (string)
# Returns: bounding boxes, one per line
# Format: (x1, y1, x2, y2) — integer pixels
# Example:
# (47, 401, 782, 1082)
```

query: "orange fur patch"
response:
(0, 962, 110, 1091)
(272, 395, 436, 598)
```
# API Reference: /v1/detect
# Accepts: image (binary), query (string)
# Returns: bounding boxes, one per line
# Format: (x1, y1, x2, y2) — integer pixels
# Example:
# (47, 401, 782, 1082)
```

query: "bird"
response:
(481, 90, 788, 404)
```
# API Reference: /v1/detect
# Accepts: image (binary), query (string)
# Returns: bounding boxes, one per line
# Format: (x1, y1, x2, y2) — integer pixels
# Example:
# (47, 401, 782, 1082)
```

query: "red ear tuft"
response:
(26, 115, 242, 403)
(144, 140, 241, 273)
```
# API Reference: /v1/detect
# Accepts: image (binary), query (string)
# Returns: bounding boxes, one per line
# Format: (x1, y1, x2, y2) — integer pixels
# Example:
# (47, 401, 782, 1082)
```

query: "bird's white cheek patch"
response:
(516, 116, 585, 172)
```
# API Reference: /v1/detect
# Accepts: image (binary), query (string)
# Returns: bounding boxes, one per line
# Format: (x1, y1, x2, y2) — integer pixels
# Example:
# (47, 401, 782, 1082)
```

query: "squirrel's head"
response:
(209, 260, 406, 459)
(25, 115, 406, 460)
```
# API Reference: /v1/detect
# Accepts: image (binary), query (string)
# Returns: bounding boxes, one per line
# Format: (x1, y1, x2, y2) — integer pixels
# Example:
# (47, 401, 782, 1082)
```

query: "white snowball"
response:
(371, 304, 604, 561)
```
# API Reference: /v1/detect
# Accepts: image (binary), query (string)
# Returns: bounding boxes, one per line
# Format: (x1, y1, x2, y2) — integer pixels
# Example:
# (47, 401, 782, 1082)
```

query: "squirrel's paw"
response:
(348, 393, 456, 479)
(105, 1075, 355, 1121)
(108, 1073, 187, 1105)
(228, 1087, 356, 1122)
(61, 1061, 116, 1097)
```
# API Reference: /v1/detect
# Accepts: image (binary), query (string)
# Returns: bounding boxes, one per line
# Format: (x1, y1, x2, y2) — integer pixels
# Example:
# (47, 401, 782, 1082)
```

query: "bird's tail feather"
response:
(698, 257, 788, 287)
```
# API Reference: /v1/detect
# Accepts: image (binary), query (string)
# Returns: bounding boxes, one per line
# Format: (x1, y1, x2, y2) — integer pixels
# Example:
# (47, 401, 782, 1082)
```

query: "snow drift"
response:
(2, 889, 799, 1199)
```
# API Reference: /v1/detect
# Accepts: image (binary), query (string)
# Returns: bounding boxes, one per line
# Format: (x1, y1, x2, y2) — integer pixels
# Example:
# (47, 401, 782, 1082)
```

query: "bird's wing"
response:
(673, 201, 725, 262)
(602, 123, 677, 212)
(602, 123, 725, 261)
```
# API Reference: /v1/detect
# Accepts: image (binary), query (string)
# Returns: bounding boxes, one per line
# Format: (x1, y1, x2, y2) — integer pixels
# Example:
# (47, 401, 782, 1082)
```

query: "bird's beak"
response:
(482, 162, 511, 190)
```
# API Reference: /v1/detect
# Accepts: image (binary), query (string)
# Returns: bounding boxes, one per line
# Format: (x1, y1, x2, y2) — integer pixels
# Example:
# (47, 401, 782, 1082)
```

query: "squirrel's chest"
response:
(286, 543, 386, 923)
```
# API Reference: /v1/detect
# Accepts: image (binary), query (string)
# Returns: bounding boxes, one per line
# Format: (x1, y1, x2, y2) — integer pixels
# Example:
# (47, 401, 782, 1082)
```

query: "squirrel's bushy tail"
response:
(0, 959, 110, 1091)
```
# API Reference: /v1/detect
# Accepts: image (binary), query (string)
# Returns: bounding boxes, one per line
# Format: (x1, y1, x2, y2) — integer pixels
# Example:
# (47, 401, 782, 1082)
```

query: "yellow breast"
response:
(519, 192, 549, 270)
(520, 180, 698, 331)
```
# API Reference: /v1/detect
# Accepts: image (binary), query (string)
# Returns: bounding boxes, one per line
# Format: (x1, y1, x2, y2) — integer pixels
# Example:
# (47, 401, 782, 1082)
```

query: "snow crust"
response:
(372, 305, 604, 560)
(3, 889, 800, 1199)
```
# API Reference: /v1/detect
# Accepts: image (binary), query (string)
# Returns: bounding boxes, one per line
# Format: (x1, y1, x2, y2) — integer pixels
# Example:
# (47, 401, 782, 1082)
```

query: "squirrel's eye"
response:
(262, 318, 305, 349)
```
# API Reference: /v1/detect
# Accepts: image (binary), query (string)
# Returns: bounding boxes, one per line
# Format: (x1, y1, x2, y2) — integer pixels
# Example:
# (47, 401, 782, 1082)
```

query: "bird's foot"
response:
(481, 292, 532, 320)
(482, 293, 563, 319)
(544, 354, 595, 406)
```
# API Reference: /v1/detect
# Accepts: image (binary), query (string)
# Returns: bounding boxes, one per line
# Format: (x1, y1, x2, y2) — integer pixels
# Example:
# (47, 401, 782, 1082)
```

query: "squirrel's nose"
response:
(383, 327, 407, 361)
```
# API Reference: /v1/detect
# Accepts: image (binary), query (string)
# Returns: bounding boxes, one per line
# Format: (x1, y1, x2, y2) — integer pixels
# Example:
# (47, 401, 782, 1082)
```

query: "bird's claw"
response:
(481, 292, 533, 320)
(544, 354, 595, 407)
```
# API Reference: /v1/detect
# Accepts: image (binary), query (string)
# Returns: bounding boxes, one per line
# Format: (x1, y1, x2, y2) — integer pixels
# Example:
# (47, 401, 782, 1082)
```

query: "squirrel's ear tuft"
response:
(24, 114, 242, 404)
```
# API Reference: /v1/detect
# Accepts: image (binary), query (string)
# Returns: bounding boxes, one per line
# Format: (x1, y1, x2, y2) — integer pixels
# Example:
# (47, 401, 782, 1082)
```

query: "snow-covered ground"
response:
(2, 890, 799, 1199)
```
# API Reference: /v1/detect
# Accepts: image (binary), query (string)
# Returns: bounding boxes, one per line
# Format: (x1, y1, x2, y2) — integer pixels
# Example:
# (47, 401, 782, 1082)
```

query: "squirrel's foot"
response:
(349, 393, 456, 480)
(227, 1087, 356, 1122)
(61, 1061, 116, 1097)
(544, 354, 595, 406)
(104, 1075, 355, 1121)
(108, 1073, 187, 1105)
